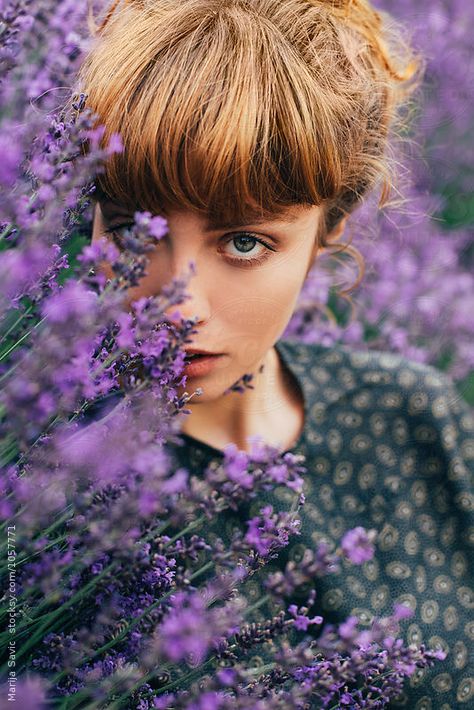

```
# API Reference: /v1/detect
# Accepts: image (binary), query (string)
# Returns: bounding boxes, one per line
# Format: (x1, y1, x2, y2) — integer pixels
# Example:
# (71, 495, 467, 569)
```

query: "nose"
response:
(163, 261, 211, 327)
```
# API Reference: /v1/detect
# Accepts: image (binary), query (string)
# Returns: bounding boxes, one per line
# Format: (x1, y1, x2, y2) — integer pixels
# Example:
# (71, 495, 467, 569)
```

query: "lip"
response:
(185, 348, 222, 356)
(183, 353, 224, 378)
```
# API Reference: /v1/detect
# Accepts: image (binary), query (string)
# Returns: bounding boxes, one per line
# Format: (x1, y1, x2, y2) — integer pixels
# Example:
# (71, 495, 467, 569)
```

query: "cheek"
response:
(210, 256, 307, 344)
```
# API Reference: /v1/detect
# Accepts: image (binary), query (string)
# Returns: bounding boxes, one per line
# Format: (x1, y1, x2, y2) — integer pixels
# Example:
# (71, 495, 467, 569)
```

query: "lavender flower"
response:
(0, 0, 463, 707)
(340, 526, 377, 565)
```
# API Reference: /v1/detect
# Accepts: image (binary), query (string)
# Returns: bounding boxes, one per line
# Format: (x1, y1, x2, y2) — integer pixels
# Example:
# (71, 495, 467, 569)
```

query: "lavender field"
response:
(0, 1, 472, 708)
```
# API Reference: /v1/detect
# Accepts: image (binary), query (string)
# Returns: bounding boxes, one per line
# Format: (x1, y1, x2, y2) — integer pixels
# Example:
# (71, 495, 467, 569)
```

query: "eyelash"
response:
(103, 225, 276, 268)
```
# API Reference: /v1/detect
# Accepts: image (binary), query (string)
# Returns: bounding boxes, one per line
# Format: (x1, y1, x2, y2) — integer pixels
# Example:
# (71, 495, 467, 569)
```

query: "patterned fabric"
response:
(166, 338, 474, 708)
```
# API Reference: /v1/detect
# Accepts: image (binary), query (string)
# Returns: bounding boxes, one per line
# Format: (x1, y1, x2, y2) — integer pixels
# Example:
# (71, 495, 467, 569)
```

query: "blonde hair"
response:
(75, 0, 423, 293)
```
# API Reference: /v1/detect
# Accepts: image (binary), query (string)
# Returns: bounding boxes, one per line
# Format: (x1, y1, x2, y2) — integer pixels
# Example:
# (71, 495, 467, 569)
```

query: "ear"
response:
(305, 215, 348, 278)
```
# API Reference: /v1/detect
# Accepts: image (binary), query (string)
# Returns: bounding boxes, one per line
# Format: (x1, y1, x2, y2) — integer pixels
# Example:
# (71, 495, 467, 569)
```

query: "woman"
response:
(78, 1, 474, 706)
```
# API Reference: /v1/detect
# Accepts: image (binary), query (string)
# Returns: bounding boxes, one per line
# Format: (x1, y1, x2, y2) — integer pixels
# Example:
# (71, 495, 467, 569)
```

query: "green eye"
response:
(232, 234, 258, 252)
(223, 232, 275, 267)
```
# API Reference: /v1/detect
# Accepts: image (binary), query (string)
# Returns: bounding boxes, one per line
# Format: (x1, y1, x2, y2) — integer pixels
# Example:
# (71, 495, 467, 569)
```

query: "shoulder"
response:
(279, 338, 474, 469)
(278, 336, 472, 415)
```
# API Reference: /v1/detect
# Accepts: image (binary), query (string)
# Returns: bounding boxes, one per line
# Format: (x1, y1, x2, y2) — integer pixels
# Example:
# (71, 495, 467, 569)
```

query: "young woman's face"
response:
(92, 200, 327, 400)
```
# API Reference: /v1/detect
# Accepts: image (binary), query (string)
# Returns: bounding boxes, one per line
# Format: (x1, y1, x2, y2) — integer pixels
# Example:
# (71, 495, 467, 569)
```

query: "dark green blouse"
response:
(166, 338, 474, 709)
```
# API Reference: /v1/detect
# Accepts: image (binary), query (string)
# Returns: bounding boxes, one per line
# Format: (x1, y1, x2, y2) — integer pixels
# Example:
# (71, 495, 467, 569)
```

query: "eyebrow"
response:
(203, 213, 301, 231)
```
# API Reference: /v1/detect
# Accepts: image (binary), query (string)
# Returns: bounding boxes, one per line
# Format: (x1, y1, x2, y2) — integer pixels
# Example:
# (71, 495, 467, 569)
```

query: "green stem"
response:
(4, 562, 116, 673)
(0, 304, 34, 345)
(0, 507, 73, 569)
(112, 656, 217, 710)
(0, 383, 129, 523)
(326, 669, 399, 710)
(0, 437, 18, 467)
(0, 315, 47, 363)
(0, 223, 13, 241)
(64, 573, 273, 708)
(50, 558, 216, 688)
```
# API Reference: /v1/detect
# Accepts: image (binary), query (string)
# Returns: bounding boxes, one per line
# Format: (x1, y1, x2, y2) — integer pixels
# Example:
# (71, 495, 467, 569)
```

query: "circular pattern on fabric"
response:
(288, 542, 307, 564)
(456, 490, 474, 512)
(341, 494, 364, 514)
(319, 483, 335, 511)
(304, 501, 323, 524)
(452, 640, 468, 670)
(376, 444, 397, 466)
(392, 416, 410, 445)
(464, 526, 474, 546)
(421, 599, 439, 624)
(424, 548, 446, 567)
(404, 530, 420, 555)
(351, 390, 373, 412)
(350, 434, 372, 454)
(461, 437, 474, 460)
(362, 370, 393, 385)
(171, 338, 474, 709)
(328, 515, 345, 539)
(357, 464, 377, 489)
(247, 655, 265, 670)
(414, 424, 438, 444)
(452, 551, 468, 577)
(443, 606, 459, 632)
(386, 561, 412, 579)
(457, 586, 474, 609)
(397, 368, 418, 389)
(411, 481, 429, 507)
(337, 366, 357, 388)
(407, 623, 424, 645)
(310, 366, 331, 384)
(463, 620, 474, 640)
(336, 410, 362, 429)
(371, 585, 390, 610)
(432, 395, 450, 418)
(395, 593, 417, 613)
(327, 428, 343, 455)
(427, 635, 449, 655)
(346, 575, 367, 599)
(456, 677, 474, 704)
(310, 401, 327, 424)
(441, 423, 457, 450)
(434, 575, 453, 595)
(378, 524, 399, 551)
(449, 456, 469, 481)
(409, 665, 428, 688)
(422, 456, 443, 477)
(369, 412, 387, 436)
(362, 558, 379, 582)
(417, 513, 437, 536)
(396, 500, 414, 520)
(313, 456, 331, 476)
(408, 391, 430, 415)
(350, 607, 373, 625)
(348, 351, 371, 368)
(321, 588, 344, 610)
(431, 673, 453, 694)
(333, 461, 353, 486)
(440, 519, 456, 547)
(400, 450, 417, 476)
(378, 391, 404, 408)
(306, 429, 324, 446)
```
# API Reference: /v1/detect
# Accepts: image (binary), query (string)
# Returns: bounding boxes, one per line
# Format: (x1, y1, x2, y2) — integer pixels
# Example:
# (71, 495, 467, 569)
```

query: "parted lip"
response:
(184, 348, 223, 357)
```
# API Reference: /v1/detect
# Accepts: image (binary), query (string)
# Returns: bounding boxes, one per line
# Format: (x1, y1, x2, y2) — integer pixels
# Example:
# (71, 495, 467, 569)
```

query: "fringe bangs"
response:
(77, 0, 422, 230)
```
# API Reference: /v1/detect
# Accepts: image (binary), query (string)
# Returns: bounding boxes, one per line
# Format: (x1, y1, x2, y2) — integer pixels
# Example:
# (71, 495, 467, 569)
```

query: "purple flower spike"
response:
(340, 526, 377, 564)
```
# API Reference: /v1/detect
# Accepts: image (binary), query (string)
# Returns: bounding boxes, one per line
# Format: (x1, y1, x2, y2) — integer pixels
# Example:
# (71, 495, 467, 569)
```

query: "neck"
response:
(180, 346, 293, 453)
